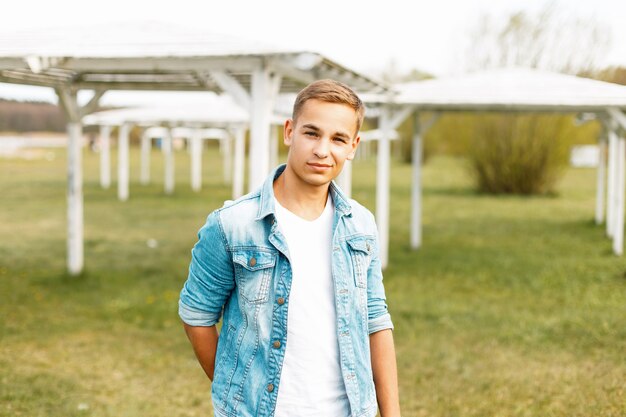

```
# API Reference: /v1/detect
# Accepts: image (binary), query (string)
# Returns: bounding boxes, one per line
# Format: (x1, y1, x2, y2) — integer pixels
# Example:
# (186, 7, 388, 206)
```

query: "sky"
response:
(0, 0, 624, 104)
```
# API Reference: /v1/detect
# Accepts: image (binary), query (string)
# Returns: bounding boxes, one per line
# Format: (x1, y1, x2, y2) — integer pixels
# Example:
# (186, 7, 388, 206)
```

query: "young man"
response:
(178, 79, 400, 417)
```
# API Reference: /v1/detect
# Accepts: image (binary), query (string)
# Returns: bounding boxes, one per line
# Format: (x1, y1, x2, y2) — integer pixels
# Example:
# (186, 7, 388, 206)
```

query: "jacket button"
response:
(272, 340, 281, 348)
(366, 243, 371, 252)
(277, 297, 285, 305)
(267, 383, 274, 392)
(249, 257, 257, 267)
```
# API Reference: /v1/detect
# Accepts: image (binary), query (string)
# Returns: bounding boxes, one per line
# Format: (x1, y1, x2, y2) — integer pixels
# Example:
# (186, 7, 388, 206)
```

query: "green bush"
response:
(468, 114, 577, 195)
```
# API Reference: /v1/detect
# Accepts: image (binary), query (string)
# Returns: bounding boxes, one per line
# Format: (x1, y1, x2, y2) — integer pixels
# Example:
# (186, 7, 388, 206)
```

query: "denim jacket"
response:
(179, 164, 393, 417)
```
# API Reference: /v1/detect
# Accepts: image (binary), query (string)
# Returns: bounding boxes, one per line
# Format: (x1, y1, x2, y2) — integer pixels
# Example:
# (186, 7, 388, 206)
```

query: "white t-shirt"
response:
(273, 195, 351, 417)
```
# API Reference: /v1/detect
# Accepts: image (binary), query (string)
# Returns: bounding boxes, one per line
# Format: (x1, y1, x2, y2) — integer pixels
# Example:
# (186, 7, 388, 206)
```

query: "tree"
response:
(463, 4, 611, 74)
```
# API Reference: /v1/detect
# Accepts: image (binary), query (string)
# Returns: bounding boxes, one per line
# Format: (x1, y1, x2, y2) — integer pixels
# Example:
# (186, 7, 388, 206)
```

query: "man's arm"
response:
(370, 329, 401, 417)
(178, 209, 235, 379)
(183, 323, 219, 381)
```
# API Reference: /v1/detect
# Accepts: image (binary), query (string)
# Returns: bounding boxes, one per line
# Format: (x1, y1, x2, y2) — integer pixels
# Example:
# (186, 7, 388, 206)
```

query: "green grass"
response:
(1, 146, 625, 416)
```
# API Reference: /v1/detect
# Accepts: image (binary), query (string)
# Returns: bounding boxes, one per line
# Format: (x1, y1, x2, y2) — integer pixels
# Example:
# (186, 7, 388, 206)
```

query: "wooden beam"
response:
(79, 89, 107, 117)
(419, 113, 440, 134)
(73, 81, 213, 91)
(0, 58, 29, 70)
(608, 108, 626, 131)
(360, 129, 399, 141)
(269, 58, 316, 85)
(58, 56, 263, 72)
(388, 105, 414, 130)
(208, 70, 251, 110)
(56, 88, 80, 122)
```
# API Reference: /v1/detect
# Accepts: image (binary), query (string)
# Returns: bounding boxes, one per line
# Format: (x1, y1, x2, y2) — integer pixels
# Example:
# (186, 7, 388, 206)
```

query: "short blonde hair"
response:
(292, 79, 365, 135)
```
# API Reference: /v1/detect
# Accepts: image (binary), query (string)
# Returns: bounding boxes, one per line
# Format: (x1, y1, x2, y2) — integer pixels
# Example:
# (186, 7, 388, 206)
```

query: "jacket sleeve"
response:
(366, 211, 394, 334)
(178, 210, 235, 327)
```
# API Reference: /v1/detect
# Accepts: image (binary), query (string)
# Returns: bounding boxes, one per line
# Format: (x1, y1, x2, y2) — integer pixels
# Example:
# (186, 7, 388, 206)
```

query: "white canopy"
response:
(361, 68, 626, 268)
(82, 94, 288, 202)
(0, 21, 385, 275)
(0, 21, 383, 93)
(366, 67, 626, 111)
(82, 94, 286, 127)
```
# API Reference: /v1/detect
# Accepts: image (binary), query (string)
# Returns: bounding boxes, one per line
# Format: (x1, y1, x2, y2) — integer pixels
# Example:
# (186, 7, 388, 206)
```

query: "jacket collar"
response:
(256, 164, 353, 221)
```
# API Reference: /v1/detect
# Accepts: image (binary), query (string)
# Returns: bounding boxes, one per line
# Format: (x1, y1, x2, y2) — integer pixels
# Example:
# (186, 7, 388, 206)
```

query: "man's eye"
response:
(334, 137, 347, 143)
(305, 131, 317, 137)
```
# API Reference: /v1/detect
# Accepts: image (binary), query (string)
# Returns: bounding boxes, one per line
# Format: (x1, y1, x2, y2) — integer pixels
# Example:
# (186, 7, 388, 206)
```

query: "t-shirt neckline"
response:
(274, 194, 333, 224)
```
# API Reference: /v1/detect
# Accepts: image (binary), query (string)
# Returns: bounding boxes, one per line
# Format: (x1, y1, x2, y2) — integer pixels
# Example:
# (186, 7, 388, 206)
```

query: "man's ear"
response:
(347, 135, 361, 160)
(284, 119, 294, 146)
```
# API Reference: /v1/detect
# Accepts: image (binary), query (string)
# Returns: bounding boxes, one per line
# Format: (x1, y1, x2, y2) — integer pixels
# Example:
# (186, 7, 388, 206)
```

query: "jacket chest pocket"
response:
(346, 237, 374, 289)
(233, 249, 276, 304)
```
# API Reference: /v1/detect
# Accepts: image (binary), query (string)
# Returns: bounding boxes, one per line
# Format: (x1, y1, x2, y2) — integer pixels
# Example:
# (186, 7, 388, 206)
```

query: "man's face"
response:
(283, 99, 360, 188)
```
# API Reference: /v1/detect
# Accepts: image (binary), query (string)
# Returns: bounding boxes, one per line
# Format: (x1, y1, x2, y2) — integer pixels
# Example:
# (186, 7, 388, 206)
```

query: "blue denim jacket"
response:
(179, 164, 393, 417)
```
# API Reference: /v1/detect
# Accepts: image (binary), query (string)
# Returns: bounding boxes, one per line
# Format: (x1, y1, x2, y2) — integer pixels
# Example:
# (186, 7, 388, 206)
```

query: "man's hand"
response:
(183, 323, 219, 381)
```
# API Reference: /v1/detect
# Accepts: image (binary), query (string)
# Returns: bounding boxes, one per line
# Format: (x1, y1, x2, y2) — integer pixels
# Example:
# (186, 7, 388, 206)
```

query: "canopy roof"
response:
(0, 22, 384, 93)
(82, 93, 286, 127)
(83, 104, 247, 128)
(365, 68, 626, 112)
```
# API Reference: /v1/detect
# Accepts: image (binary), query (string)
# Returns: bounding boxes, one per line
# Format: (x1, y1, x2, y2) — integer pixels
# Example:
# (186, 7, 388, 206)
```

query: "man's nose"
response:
(313, 137, 330, 158)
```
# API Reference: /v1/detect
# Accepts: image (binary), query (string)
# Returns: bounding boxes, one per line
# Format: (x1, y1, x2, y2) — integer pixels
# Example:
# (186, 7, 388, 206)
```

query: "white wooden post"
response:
(164, 128, 175, 194)
(270, 125, 279, 171)
(595, 137, 607, 225)
(99, 124, 111, 189)
(607, 129, 618, 237)
(117, 123, 130, 201)
(336, 160, 352, 198)
(223, 135, 233, 184)
(190, 130, 202, 192)
(613, 134, 625, 255)
(219, 133, 225, 156)
(411, 111, 423, 249)
(67, 122, 84, 275)
(248, 67, 280, 192)
(376, 106, 391, 269)
(233, 126, 246, 199)
(140, 130, 151, 185)
(57, 87, 103, 275)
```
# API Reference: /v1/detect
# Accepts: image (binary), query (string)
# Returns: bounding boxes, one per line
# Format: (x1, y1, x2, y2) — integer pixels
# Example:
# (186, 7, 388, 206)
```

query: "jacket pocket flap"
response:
(346, 237, 372, 254)
(233, 250, 276, 271)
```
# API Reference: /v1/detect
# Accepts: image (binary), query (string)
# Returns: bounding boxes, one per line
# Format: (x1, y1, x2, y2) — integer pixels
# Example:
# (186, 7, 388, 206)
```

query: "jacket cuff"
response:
(368, 313, 394, 334)
(178, 300, 220, 327)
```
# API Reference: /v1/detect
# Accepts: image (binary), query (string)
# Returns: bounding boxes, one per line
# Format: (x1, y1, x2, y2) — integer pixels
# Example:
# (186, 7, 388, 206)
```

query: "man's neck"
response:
(273, 165, 330, 221)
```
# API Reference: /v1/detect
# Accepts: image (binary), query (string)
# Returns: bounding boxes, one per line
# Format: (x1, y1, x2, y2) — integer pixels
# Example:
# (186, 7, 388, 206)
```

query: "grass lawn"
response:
(1, 145, 625, 417)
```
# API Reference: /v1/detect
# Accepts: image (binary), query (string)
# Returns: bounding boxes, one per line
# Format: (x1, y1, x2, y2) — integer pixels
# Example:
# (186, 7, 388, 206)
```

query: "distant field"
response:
(1, 146, 625, 417)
